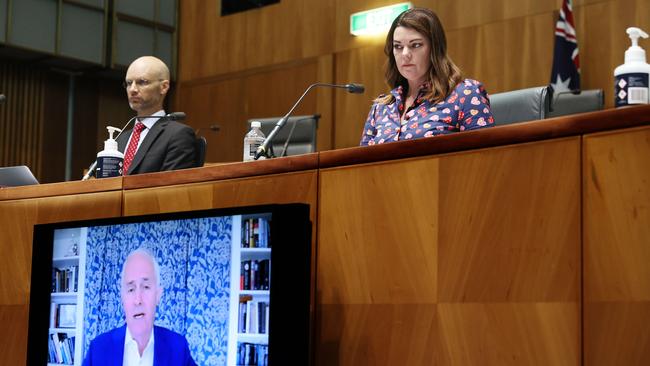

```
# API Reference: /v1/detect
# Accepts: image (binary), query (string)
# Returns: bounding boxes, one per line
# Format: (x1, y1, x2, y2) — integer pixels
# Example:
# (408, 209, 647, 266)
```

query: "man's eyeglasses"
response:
(123, 78, 164, 89)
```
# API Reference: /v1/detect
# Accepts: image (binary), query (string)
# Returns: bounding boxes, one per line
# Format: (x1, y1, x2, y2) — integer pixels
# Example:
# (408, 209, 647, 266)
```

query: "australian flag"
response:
(550, 0, 580, 93)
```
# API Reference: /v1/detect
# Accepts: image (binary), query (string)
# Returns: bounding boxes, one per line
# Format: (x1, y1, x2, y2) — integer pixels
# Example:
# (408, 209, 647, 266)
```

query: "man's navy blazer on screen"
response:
(117, 117, 197, 175)
(82, 325, 196, 366)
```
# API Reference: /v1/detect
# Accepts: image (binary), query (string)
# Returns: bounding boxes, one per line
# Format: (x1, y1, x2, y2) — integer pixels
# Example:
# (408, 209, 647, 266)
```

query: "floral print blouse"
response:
(360, 79, 494, 146)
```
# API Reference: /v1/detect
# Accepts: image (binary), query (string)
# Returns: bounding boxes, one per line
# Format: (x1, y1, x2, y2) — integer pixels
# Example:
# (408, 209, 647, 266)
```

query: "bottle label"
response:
(243, 136, 266, 161)
(249, 142, 261, 155)
(96, 156, 124, 178)
(615, 73, 649, 107)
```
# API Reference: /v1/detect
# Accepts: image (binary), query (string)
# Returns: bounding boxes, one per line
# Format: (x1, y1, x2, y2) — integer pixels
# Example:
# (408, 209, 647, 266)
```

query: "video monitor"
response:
(27, 204, 312, 366)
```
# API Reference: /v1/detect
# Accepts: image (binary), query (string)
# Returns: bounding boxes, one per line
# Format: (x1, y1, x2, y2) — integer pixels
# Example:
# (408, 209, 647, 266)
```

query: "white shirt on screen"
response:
(123, 326, 155, 366)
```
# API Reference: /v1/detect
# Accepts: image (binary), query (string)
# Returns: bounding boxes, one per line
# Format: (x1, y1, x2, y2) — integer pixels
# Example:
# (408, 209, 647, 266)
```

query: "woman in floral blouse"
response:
(360, 8, 494, 146)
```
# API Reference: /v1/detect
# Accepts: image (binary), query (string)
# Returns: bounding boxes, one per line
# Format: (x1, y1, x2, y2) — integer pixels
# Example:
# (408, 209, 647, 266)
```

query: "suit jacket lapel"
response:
(153, 326, 168, 366)
(112, 325, 127, 366)
(127, 119, 167, 174)
(118, 129, 130, 152)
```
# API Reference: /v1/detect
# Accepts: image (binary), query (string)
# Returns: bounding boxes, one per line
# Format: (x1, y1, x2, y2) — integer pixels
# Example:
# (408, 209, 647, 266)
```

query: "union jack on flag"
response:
(550, 0, 580, 93)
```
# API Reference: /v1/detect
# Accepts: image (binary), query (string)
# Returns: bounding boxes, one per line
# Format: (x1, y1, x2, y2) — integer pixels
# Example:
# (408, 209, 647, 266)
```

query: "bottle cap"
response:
(625, 27, 649, 63)
(251, 121, 261, 128)
(104, 126, 122, 151)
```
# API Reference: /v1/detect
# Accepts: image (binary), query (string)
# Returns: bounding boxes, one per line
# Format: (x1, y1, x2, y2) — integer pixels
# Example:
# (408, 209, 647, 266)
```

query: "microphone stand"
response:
(254, 83, 363, 160)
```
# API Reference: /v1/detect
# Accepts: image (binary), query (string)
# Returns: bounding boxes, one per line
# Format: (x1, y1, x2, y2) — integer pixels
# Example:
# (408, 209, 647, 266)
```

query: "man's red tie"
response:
(123, 122, 146, 175)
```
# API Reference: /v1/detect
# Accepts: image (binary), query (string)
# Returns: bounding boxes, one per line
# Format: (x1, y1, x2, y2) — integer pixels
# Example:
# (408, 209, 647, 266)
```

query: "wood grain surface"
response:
(583, 125, 650, 365)
(0, 190, 122, 365)
(317, 137, 581, 365)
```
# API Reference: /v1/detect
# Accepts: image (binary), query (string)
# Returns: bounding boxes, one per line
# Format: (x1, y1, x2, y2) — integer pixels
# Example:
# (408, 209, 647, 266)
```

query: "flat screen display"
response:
(27, 204, 312, 366)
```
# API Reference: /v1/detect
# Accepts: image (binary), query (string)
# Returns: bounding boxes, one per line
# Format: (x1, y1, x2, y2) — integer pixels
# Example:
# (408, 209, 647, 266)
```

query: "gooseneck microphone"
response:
(253, 83, 364, 160)
(81, 112, 187, 180)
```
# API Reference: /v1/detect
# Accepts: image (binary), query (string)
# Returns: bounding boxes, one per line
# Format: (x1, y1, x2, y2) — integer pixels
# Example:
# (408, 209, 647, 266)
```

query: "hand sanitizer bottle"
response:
(96, 126, 124, 178)
(614, 27, 650, 107)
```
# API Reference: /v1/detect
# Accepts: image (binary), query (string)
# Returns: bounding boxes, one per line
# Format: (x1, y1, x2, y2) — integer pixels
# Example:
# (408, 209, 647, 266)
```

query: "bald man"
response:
(117, 56, 197, 175)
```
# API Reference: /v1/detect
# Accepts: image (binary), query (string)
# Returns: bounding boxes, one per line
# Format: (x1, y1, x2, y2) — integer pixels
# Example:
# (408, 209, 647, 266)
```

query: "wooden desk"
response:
(1, 106, 648, 365)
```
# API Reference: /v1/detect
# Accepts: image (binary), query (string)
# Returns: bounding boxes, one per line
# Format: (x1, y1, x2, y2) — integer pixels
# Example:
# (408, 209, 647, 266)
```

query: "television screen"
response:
(27, 204, 312, 366)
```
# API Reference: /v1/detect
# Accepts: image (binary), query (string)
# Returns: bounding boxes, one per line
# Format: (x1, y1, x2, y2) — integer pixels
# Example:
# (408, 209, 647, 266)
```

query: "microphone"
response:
(165, 111, 186, 121)
(254, 83, 364, 160)
(0, 94, 5, 103)
(81, 112, 186, 180)
(345, 83, 365, 94)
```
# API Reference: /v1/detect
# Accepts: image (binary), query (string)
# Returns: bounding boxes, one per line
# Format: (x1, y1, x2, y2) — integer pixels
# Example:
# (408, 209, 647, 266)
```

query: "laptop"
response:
(0, 166, 39, 187)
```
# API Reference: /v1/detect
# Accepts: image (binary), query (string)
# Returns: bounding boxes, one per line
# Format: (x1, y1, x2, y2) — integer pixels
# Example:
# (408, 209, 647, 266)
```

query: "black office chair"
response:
(247, 114, 320, 157)
(195, 135, 207, 167)
(489, 86, 552, 125)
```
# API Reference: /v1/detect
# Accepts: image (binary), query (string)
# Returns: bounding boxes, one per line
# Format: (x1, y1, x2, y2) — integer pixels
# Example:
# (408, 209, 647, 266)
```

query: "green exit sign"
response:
(350, 3, 413, 36)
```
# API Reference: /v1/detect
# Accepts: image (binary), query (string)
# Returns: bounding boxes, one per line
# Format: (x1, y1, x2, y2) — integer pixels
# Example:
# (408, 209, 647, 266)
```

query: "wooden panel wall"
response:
(0, 191, 122, 365)
(317, 138, 581, 365)
(178, 0, 650, 157)
(583, 125, 650, 365)
(0, 59, 132, 183)
(176, 57, 335, 162)
(0, 60, 45, 175)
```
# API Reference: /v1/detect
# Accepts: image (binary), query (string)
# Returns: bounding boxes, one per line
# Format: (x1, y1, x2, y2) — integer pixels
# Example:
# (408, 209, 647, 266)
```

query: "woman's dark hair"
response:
(377, 8, 463, 105)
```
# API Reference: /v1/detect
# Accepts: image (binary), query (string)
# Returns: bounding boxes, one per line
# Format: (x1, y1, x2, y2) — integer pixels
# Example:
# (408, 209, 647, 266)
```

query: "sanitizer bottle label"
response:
(615, 73, 649, 107)
(96, 156, 124, 178)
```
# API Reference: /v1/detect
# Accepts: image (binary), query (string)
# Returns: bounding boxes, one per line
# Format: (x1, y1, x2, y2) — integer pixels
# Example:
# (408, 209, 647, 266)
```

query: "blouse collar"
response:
(390, 82, 431, 103)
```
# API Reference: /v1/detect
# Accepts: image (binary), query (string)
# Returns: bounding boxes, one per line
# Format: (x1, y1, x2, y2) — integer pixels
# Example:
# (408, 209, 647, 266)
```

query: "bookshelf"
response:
(48, 227, 87, 366)
(228, 214, 271, 366)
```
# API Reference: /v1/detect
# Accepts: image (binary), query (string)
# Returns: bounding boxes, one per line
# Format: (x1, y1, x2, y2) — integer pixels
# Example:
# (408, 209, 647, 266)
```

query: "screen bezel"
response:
(27, 203, 313, 365)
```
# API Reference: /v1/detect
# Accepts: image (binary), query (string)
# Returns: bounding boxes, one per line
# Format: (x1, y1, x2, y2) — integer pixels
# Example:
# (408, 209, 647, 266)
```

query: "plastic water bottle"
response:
(243, 121, 266, 161)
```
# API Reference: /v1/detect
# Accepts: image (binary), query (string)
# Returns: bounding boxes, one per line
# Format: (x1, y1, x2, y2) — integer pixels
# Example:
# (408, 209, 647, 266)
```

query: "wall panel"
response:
(0, 61, 44, 176)
(0, 190, 122, 365)
(178, 77, 246, 163)
(178, 0, 335, 80)
(177, 58, 333, 162)
(333, 46, 386, 149)
(122, 171, 318, 221)
(317, 137, 581, 365)
(584, 125, 650, 365)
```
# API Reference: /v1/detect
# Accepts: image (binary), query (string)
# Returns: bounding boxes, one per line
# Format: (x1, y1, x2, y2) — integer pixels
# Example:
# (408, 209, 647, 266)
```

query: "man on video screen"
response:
(83, 248, 196, 366)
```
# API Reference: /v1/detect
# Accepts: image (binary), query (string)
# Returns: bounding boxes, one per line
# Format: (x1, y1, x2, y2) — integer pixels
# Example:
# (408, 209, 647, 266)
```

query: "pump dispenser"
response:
(615, 27, 650, 107)
(96, 126, 124, 178)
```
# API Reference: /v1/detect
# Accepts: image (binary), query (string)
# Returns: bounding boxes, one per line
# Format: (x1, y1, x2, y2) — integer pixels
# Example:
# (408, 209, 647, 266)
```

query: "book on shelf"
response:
(241, 260, 251, 290)
(238, 342, 268, 366)
(238, 299, 270, 335)
(241, 217, 271, 248)
(51, 265, 79, 293)
(240, 259, 270, 291)
(49, 303, 77, 329)
(49, 333, 75, 365)
(49, 302, 57, 329)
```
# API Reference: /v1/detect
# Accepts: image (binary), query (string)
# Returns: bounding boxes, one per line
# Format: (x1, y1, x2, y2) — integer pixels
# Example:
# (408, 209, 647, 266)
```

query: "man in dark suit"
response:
(82, 248, 197, 366)
(117, 56, 197, 175)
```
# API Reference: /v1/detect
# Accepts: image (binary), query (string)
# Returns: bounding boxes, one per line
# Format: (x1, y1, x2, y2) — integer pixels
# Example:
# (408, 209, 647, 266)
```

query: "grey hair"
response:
(120, 248, 162, 290)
